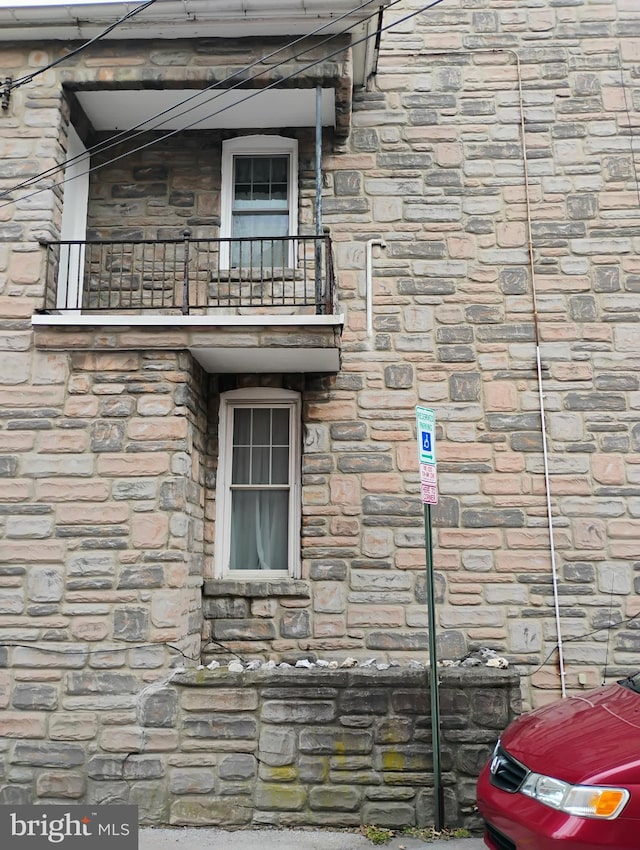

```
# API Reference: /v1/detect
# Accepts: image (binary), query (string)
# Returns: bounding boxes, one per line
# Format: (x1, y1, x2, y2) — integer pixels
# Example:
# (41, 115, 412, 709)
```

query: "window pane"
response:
(234, 183, 252, 202)
(229, 489, 289, 570)
(231, 215, 289, 268)
(233, 408, 251, 444)
(271, 408, 289, 444)
(234, 198, 288, 211)
(252, 157, 270, 184)
(234, 157, 252, 184)
(251, 446, 270, 485)
(233, 155, 289, 207)
(232, 446, 251, 484)
(252, 408, 271, 445)
(271, 447, 289, 484)
(232, 214, 288, 239)
(271, 182, 287, 200)
(271, 157, 288, 184)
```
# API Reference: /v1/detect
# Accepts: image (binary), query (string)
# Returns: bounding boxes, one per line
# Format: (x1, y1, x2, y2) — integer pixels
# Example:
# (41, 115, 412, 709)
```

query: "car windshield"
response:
(619, 673, 640, 693)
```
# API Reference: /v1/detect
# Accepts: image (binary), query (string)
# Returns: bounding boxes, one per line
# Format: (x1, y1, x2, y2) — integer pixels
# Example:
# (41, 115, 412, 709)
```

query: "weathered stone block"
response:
(262, 700, 336, 724)
(66, 672, 140, 696)
(36, 772, 85, 798)
(138, 688, 179, 728)
(362, 801, 415, 828)
(113, 607, 149, 642)
(170, 798, 252, 826)
(299, 729, 373, 755)
(449, 373, 481, 402)
(90, 421, 126, 452)
(12, 743, 85, 768)
(258, 727, 297, 767)
(339, 689, 389, 715)
(212, 620, 276, 641)
(12, 684, 58, 711)
(169, 769, 215, 795)
(219, 754, 257, 781)
(309, 560, 348, 581)
(182, 714, 257, 740)
(87, 756, 125, 780)
(280, 610, 311, 639)
(123, 757, 165, 780)
(385, 364, 413, 389)
(254, 783, 306, 811)
(309, 785, 361, 811)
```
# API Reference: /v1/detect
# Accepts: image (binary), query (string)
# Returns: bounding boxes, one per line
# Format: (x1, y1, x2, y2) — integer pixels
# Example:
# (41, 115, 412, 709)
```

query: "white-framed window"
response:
(214, 387, 301, 579)
(220, 135, 298, 270)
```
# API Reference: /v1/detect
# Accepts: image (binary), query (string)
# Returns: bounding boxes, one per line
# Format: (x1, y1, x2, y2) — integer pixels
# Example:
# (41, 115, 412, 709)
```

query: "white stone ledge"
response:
(32, 313, 344, 328)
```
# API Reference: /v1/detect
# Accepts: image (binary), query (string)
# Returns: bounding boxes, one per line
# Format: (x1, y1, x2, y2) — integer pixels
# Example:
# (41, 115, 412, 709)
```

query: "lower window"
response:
(214, 387, 301, 578)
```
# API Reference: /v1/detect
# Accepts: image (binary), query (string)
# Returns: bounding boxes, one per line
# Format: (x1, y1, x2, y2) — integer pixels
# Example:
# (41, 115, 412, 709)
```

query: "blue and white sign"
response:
(416, 406, 438, 505)
(416, 406, 436, 466)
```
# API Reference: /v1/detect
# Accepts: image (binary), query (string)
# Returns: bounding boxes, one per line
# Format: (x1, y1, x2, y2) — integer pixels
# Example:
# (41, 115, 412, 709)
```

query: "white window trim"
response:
(57, 123, 89, 312)
(220, 134, 298, 270)
(213, 386, 302, 580)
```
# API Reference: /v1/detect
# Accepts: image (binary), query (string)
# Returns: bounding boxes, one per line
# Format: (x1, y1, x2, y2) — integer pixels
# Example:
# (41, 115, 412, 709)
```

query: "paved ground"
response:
(139, 827, 485, 850)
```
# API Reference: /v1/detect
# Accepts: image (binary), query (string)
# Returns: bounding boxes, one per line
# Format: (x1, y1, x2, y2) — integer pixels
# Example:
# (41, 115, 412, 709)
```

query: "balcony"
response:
(41, 232, 335, 316)
(34, 233, 343, 374)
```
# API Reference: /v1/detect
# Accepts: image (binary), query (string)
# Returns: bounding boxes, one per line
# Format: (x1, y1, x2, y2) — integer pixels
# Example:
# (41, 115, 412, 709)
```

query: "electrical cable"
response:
(0, 0, 386, 202)
(618, 46, 640, 210)
(0, 0, 447, 210)
(0, 639, 248, 664)
(526, 609, 640, 686)
(7, 0, 159, 91)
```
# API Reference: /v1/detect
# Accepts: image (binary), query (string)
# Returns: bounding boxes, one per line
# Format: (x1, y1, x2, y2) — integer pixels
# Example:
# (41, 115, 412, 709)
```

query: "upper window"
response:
(220, 135, 298, 270)
(214, 387, 301, 579)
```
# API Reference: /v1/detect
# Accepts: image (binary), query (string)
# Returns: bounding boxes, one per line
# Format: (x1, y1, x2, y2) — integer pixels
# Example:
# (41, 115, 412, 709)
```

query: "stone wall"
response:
(0, 666, 520, 831)
(1, 0, 640, 725)
(0, 347, 204, 664)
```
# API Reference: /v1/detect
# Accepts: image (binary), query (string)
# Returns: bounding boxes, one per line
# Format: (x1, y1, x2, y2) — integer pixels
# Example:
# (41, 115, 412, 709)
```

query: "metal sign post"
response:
(415, 406, 444, 830)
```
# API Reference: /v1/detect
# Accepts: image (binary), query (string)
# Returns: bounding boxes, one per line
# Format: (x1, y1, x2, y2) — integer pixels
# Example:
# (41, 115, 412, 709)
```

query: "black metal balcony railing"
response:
(40, 232, 336, 316)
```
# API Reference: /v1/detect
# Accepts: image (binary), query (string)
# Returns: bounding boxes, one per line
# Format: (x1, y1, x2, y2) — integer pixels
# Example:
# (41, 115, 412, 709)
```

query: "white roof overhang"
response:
(75, 87, 337, 132)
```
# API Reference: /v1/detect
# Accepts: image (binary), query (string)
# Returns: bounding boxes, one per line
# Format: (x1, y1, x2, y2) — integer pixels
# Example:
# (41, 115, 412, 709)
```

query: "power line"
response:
(0, 0, 386, 203)
(1, 0, 447, 211)
(7, 0, 159, 91)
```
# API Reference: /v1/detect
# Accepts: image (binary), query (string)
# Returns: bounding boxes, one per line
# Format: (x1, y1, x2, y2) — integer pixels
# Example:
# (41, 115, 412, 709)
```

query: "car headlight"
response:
(521, 772, 629, 819)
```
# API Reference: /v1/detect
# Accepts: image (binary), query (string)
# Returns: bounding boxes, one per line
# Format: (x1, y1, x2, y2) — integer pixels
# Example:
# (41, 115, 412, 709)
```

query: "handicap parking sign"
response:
(416, 406, 436, 465)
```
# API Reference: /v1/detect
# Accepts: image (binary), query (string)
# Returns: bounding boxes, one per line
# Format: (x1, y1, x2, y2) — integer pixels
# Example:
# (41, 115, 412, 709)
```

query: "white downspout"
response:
(510, 48, 567, 698)
(366, 238, 386, 339)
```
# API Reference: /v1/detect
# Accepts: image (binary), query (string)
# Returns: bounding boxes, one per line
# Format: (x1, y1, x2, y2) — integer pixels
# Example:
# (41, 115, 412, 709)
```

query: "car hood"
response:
(502, 681, 640, 785)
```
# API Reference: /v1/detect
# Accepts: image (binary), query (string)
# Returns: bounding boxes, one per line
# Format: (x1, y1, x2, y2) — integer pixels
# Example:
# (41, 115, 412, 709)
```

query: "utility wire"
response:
(618, 47, 640, 210)
(0, 0, 386, 202)
(0, 0, 447, 211)
(526, 608, 639, 686)
(8, 0, 159, 91)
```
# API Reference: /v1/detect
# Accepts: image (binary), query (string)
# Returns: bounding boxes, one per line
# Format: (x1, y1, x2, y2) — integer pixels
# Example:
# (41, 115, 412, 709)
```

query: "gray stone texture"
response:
(2, 3, 640, 832)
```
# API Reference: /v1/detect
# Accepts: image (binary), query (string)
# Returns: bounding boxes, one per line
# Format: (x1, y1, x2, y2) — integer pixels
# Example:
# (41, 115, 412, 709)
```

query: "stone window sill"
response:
(203, 579, 310, 598)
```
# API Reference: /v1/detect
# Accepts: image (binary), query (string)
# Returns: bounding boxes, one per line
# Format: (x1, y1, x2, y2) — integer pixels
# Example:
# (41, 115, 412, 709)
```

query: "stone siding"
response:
(0, 0, 639, 742)
(0, 666, 520, 830)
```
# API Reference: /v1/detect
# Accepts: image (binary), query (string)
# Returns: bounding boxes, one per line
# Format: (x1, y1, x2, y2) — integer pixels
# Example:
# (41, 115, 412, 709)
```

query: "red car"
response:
(476, 674, 640, 849)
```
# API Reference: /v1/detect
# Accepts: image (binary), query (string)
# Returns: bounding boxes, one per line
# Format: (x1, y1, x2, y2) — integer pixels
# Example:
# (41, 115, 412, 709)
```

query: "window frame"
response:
(220, 135, 298, 270)
(214, 387, 302, 580)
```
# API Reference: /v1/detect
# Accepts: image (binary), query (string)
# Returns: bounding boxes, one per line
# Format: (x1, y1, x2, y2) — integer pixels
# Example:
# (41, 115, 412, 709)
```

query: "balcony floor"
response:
(31, 312, 343, 374)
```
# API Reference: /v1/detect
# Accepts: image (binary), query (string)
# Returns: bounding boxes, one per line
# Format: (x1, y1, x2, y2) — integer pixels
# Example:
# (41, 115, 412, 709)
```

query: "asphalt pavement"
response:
(139, 827, 485, 850)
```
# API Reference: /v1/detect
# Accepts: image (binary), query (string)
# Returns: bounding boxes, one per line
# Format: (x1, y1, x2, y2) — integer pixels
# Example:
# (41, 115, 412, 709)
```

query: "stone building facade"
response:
(0, 0, 639, 819)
